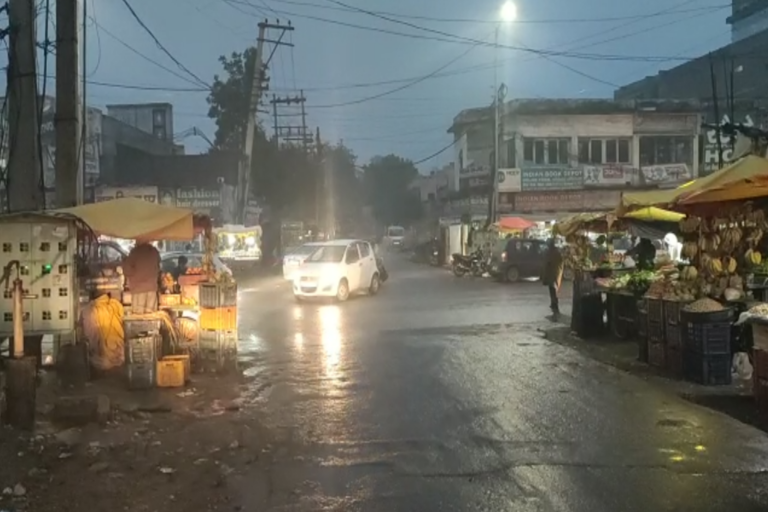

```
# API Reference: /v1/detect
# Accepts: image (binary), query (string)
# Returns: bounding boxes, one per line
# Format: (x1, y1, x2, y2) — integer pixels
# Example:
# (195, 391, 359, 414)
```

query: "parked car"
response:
(489, 238, 549, 282)
(292, 239, 380, 302)
(282, 242, 323, 280)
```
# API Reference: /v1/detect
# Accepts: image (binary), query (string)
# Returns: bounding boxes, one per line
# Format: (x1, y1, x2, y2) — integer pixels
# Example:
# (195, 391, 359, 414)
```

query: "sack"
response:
(732, 352, 753, 381)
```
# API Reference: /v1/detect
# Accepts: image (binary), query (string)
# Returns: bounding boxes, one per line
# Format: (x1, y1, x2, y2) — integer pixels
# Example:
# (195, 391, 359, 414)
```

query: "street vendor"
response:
(124, 241, 161, 313)
(627, 237, 656, 271)
(541, 238, 564, 316)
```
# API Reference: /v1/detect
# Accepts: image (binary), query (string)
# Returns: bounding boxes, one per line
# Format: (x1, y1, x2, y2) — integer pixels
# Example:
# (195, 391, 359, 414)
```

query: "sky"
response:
(25, 0, 733, 171)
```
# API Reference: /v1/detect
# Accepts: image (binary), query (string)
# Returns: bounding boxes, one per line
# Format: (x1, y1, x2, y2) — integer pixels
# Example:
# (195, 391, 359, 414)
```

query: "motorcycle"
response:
(451, 249, 487, 277)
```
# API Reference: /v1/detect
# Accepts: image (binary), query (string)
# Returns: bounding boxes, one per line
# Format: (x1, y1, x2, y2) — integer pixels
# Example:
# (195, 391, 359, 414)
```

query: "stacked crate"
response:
(198, 282, 238, 373)
(123, 317, 162, 389)
(663, 300, 689, 378)
(681, 309, 732, 386)
(752, 325, 768, 412)
(646, 298, 666, 368)
(636, 299, 648, 363)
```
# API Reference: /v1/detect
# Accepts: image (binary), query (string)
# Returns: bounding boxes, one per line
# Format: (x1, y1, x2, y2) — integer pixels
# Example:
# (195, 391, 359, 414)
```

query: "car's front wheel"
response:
(369, 273, 380, 295)
(336, 278, 350, 302)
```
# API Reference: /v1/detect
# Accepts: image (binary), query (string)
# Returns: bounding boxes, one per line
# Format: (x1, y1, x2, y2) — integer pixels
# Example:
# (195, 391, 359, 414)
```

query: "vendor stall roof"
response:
(497, 217, 536, 231)
(621, 155, 768, 209)
(53, 197, 196, 241)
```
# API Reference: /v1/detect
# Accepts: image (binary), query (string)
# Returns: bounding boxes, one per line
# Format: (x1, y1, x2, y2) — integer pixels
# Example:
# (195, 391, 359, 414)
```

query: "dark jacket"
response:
(542, 247, 564, 287)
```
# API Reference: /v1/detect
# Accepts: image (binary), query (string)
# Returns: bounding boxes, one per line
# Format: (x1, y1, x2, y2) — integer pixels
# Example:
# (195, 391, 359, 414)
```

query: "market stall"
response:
(617, 155, 768, 387)
(54, 198, 238, 388)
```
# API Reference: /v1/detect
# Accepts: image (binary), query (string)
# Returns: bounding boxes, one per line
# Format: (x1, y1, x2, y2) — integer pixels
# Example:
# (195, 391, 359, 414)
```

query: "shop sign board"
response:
(640, 163, 691, 184)
(160, 188, 220, 213)
(497, 168, 521, 192)
(583, 164, 638, 186)
(95, 186, 157, 203)
(520, 167, 583, 191)
(513, 189, 621, 212)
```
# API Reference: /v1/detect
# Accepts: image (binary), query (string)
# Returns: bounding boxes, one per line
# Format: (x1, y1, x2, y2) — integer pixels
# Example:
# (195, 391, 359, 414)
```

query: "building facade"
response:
(447, 99, 701, 216)
(106, 102, 175, 143)
(729, 0, 768, 43)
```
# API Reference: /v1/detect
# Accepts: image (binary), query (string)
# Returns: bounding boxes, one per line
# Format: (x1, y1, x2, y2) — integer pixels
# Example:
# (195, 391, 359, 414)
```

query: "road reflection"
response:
(319, 305, 342, 373)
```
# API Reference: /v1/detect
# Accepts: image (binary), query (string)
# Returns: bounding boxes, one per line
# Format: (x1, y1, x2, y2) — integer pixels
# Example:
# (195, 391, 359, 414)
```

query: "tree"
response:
(362, 154, 422, 226)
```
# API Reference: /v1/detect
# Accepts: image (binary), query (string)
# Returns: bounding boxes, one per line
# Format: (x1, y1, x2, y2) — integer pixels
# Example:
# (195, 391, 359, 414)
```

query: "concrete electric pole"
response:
(239, 19, 293, 223)
(7, 0, 42, 212)
(55, 0, 82, 207)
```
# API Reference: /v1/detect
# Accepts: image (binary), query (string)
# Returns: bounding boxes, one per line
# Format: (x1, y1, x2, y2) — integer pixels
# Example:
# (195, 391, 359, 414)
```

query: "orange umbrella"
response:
(498, 216, 535, 231)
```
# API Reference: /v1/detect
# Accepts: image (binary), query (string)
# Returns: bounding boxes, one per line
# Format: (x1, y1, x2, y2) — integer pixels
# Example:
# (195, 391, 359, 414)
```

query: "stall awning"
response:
(53, 198, 195, 241)
(497, 216, 535, 231)
(621, 207, 684, 223)
(676, 155, 768, 205)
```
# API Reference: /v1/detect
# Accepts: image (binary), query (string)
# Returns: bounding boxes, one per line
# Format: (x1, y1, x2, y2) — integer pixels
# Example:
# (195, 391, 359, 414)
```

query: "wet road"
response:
(232, 255, 768, 511)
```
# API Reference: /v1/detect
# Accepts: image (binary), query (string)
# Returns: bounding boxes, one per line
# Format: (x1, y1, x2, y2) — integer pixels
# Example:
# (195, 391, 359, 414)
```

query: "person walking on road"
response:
(542, 238, 564, 316)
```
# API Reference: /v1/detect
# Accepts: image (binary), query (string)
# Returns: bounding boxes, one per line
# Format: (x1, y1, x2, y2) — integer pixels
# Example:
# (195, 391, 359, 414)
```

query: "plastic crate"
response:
(126, 363, 155, 389)
(123, 317, 162, 339)
(159, 294, 181, 307)
(199, 282, 237, 308)
(199, 306, 237, 331)
(648, 321, 665, 344)
(156, 357, 186, 388)
(647, 298, 664, 324)
(683, 321, 731, 355)
(636, 298, 648, 315)
(636, 311, 648, 340)
(681, 308, 732, 324)
(125, 335, 158, 365)
(648, 342, 665, 368)
(665, 346, 684, 378)
(199, 329, 237, 353)
(663, 300, 689, 326)
(683, 351, 732, 386)
(164, 354, 191, 382)
(665, 322, 682, 349)
(197, 330, 238, 373)
(754, 377, 768, 412)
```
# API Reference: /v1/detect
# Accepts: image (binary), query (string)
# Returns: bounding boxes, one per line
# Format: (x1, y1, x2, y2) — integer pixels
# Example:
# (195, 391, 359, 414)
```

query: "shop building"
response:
(447, 98, 701, 215)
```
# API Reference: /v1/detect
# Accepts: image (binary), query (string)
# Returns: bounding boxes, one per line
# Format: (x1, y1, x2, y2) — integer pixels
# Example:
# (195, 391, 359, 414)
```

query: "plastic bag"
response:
(81, 295, 125, 371)
(732, 352, 753, 381)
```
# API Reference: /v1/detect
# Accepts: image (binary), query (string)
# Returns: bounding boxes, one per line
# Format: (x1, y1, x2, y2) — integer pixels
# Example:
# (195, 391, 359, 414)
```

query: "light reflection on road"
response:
(319, 305, 342, 374)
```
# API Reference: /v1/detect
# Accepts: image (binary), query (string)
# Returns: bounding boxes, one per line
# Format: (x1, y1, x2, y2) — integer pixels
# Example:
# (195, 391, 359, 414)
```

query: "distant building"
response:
(446, 98, 701, 216)
(410, 164, 455, 203)
(614, 1, 768, 176)
(106, 102, 175, 143)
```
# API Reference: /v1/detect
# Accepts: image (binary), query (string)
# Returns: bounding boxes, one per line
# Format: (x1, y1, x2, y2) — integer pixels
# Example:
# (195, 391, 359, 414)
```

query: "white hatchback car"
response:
(282, 242, 323, 281)
(292, 239, 380, 301)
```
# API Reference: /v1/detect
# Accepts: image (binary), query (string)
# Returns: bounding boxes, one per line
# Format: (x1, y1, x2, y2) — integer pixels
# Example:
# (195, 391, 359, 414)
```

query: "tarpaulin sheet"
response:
(53, 197, 195, 241)
(621, 207, 684, 223)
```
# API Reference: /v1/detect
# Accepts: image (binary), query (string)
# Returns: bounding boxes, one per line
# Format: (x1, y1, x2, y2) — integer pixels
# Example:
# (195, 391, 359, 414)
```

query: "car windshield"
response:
(291, 245, 320, 256)
(307, 245, 347, 263)
(388, 227, 405, 237)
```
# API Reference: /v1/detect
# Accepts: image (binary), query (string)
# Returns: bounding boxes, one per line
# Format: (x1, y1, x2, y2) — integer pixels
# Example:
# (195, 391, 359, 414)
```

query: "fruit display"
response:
(682, 298, 726, 313)
(749, 303, 768, 317)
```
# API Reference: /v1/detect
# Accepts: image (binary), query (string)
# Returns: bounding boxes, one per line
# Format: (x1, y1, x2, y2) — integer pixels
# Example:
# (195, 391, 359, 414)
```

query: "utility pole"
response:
(488, 83, 507, 225)
(7, 0, 42, 211)
(239, 20, 293, 224)
(270, 92, 312, 151)
(315, 127, 322, 229)
(55, 0, 82, 207)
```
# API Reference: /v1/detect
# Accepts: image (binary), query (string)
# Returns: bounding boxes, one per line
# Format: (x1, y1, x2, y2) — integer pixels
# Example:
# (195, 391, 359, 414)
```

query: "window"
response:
(523, 138, 570, 165)
(357, 242, 371, 258)
(589, 140, 602, 164)
(505, 140, 516, 167)
(639, 136, 692, 166)
(578, 138, 631, 164)
(345, 245, 360, 264)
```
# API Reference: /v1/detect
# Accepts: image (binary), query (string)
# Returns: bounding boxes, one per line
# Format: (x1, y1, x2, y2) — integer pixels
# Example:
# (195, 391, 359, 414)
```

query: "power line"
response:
(224, 0, 718, 63)
(306, 29, 495, 109)
(411, 139, 455, 165)
(263, 0, 728, 25)
(118, 0, 210, 88)
(92, 18, 207, 88)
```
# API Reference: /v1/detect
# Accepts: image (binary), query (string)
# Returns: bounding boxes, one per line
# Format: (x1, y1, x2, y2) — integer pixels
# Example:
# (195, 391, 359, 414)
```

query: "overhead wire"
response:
(86, 0, 102, 77)
(261, 0, 728, 25)
(305, 28, 496, 109)
(118, 0, 210, 88)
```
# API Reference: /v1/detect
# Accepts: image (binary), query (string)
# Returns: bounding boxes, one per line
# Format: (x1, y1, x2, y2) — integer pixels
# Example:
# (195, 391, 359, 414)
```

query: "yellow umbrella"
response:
(621, 206, 684, 222)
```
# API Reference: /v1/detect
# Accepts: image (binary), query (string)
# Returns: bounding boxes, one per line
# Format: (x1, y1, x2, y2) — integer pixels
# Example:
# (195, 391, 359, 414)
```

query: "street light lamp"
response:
(491, 1, 516, 224)
(500, 1, 517, 23)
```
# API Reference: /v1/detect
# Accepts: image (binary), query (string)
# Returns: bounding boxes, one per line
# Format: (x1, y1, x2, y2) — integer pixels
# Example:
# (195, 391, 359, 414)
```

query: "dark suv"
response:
(490, 238, 548, 282)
